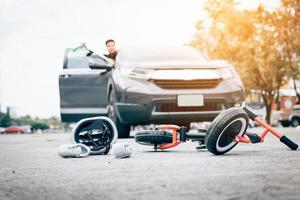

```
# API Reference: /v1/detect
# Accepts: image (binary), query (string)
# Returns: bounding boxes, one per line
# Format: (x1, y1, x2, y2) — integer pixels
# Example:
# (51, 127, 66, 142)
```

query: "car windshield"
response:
(294, 106, 300, 111)
(118, 45, 208, 63)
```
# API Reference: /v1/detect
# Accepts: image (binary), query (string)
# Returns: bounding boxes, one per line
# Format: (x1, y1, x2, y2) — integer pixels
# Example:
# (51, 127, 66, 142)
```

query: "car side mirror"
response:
(89, 58, 113, 70)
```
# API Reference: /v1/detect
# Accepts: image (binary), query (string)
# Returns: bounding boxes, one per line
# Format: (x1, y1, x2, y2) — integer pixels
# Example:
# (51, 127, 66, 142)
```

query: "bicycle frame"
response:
(237, 107, 298, 150)
(158, 125, 181, 150)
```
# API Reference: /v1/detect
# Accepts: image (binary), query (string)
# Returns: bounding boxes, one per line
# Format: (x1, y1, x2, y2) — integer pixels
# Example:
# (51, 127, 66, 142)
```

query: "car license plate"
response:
(177, 94, 204, 107)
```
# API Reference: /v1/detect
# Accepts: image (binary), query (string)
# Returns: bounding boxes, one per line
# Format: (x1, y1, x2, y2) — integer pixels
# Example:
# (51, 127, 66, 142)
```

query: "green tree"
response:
(0, 112, 12, 127)
(276, 0, 300, 102)
(31, 122, 49, 131)
(190, 0, 297, 123)
(13, 115, 34, 126)
(11, 115, 65, 131)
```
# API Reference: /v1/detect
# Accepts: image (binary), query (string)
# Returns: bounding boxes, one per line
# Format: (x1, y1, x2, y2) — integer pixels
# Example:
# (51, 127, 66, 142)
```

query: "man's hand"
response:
(80, 42, 87, 49)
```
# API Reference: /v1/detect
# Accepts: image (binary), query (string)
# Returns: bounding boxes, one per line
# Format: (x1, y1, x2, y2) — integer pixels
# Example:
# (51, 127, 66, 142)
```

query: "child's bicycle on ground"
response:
(135, 105, 298, 155)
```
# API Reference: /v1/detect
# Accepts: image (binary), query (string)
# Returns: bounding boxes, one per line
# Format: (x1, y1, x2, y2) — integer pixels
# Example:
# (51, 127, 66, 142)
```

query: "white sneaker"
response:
(58, 143, 90, 158)
(112, 143, 133, 159)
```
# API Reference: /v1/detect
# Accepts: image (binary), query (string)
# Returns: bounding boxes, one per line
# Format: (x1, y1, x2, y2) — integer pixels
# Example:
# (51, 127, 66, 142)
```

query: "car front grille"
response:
(152, 79, 222, 89)
(155, 102, 222, 112)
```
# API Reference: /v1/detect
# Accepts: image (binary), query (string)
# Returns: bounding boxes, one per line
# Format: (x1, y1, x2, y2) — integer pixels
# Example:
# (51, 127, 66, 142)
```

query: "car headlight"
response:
(121, 68, 155, 79)
(217, 67, 236, 80)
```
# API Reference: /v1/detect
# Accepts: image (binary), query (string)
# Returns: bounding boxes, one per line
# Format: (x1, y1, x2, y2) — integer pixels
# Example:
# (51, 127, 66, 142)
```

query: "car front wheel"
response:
(291, 117, 300, 127)
(281, 120, 290, 127)
(108, 91, 131, 138)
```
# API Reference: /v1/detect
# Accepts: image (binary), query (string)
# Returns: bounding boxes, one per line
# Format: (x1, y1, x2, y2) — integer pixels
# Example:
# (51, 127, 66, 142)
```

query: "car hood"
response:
(118, 60, 231, 69)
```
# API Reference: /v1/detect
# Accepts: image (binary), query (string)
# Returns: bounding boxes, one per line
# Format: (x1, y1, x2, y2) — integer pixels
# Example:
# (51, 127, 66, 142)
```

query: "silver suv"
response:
(59, 45, 245, 138)
(279, 105, 300, 127)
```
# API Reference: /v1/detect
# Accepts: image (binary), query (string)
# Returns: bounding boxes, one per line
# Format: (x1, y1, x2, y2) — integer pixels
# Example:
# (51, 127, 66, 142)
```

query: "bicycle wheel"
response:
(135, 130, 172, 146)
(205, 108, 249, 155)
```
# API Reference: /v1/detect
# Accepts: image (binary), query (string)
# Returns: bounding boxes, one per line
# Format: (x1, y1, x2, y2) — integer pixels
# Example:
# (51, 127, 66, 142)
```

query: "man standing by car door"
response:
(104, 39, 117, 61)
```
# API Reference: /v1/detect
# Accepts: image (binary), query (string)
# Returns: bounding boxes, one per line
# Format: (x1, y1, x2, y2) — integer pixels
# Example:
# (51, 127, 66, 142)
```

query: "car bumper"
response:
(112, 74, 245, 124)
(114, 90, 244, 125)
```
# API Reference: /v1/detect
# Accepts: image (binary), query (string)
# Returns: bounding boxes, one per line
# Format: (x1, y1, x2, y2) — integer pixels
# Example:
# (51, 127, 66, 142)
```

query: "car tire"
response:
(108, 91, 131, 138)
(281, 121, 290, 127)
(205, 107, 249, 155)
(291, 117, 300, 127)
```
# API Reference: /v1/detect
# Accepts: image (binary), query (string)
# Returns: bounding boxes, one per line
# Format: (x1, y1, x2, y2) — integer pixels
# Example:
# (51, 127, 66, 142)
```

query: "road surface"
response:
(0, 127, 299, 200)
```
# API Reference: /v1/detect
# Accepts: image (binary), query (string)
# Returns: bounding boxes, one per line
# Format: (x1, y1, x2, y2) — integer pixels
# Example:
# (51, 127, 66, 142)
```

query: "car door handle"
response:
(99, 68, 112, 75)
(60, 74, 71, 78)
(99, 71, 108, 75)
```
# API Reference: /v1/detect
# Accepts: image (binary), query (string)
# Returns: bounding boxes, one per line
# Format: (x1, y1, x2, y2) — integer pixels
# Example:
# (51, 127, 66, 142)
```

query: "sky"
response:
(0, 0, 280, 118)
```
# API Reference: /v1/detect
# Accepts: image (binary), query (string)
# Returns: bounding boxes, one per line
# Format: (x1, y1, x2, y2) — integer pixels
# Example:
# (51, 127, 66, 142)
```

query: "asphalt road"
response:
(0, 127, 300, 200)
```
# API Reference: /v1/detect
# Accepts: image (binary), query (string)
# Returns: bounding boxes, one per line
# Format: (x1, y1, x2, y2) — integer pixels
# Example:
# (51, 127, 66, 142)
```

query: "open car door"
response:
(59, 47, 112, 122)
